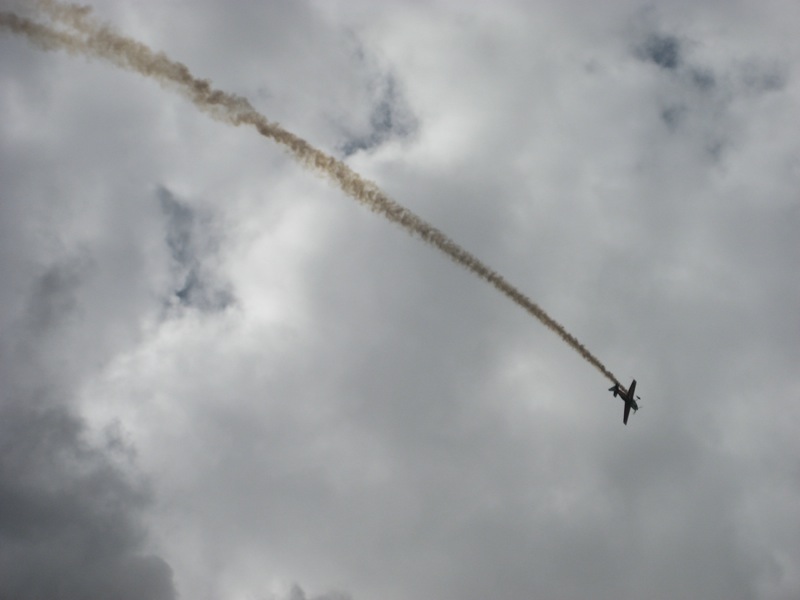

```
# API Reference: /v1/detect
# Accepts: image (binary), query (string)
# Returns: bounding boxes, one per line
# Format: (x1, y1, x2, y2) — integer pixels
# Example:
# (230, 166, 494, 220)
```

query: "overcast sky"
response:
(1, 1, 799, 599)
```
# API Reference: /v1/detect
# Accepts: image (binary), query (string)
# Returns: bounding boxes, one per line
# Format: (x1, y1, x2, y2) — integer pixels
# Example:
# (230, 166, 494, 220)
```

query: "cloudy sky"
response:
(1, 1, 799, 599)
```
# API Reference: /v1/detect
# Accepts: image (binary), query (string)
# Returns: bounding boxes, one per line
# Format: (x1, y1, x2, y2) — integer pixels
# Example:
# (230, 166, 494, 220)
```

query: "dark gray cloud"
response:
(738, 59, 786, 94)
(689, 67, 715, 91)
(640, 33, 682, 70)
(340, 59, 418, 156)
(626, 19, 792, 167)
(340, 72, 417, 156)
(0, 401, 174, 600)
(632, 23, 786, 104)
(159, 187, 234, 313)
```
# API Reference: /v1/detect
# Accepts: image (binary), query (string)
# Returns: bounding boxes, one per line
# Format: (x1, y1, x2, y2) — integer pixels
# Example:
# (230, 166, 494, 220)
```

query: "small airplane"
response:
(609, 379, 640, 425)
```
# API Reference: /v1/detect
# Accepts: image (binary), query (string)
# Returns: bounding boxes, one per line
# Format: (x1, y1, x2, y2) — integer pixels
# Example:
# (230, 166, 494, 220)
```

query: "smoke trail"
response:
(1, 1, 620, 386)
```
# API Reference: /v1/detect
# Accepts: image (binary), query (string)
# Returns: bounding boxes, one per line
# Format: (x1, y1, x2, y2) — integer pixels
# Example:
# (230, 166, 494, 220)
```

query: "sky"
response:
(1, 1, 799, 599)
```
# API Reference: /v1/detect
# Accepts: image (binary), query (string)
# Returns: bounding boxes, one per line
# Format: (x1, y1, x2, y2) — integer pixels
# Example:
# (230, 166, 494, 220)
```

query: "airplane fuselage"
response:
(625, 397, 639, 412)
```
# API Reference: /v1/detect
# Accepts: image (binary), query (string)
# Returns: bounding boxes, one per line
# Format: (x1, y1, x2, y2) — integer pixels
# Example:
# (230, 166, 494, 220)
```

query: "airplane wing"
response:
(623, 401, 631, 425)
(628, 379, 637, 400)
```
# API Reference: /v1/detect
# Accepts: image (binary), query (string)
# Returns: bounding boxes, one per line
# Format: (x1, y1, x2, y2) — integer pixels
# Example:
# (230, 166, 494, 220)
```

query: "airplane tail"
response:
(608, 385, 619, 397)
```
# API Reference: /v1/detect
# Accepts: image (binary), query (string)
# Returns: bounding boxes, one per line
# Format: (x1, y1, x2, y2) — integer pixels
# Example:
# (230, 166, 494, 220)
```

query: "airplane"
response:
(608, 379, 640, 425)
